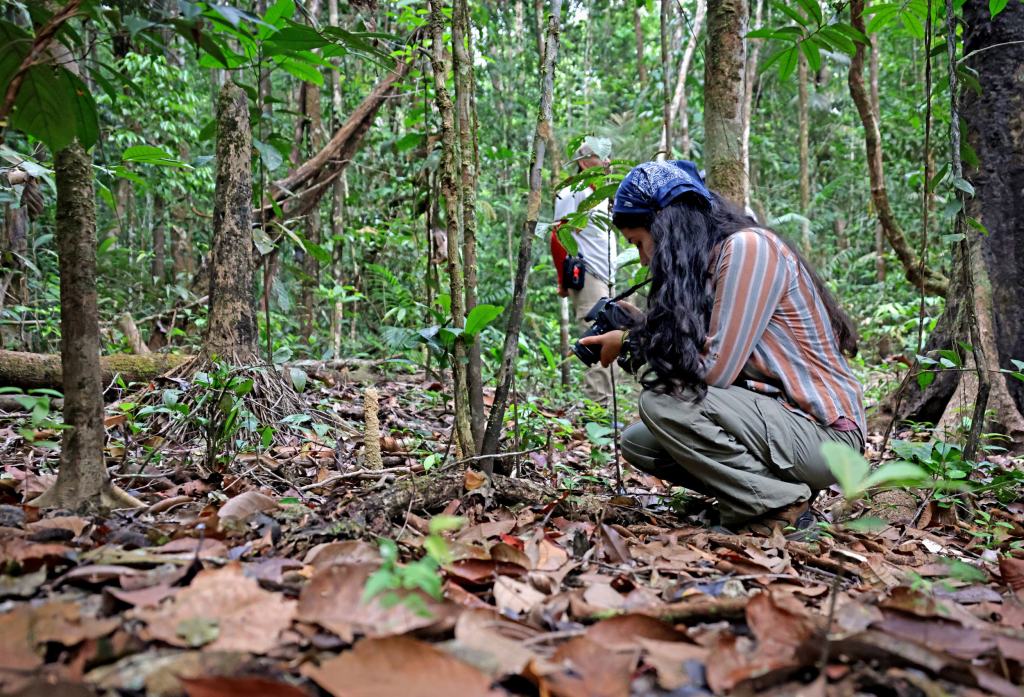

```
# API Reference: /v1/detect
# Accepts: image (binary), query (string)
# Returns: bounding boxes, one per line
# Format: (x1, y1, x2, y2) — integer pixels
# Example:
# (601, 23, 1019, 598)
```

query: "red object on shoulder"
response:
(551, 224, 567, 288)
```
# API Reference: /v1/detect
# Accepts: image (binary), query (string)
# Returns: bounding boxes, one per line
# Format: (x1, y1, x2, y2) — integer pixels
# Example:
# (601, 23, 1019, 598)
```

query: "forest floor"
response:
(1, 368, 1023, 697)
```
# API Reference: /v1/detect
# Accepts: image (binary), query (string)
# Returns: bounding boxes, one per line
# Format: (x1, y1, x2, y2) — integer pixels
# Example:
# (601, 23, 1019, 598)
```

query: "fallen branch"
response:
(0, 349, 190, 390)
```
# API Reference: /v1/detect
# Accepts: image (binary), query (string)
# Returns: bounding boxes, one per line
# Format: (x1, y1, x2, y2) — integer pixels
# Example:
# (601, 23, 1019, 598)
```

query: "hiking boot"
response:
(730, 499, 819, 540)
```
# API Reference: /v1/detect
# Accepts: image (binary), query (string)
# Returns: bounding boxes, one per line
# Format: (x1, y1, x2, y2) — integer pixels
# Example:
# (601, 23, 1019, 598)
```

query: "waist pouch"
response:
(562, 255, 586, 290)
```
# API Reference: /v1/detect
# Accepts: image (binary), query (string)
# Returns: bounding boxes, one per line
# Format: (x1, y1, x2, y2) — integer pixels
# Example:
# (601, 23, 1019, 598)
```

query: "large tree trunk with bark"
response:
(896, 0, 1024, 444)
(206, 82, 257, 362)
(29, 144, 141, 511)
(633, 4, 648, 85)
(848, 0, 947, 296)
(704, 0, 748, 203)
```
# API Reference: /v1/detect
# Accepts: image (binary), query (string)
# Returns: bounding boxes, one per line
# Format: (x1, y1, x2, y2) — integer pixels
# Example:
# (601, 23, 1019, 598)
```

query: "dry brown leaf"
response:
(85, 649, 250, 697)
(302, 636, 503, 697)
(446, 558, 528, 586)
(542, 636, 636, 697)
(304, 540, 381, 569)
(489, 541, 532, 568)
(452, 608, 547, 677)
(30, 600, 120, 645)
(134, 563, 295, 654)
(875, 612, 995, 660)
(26, 515, 90, 538)
(464, 469, 488, 491)
(493, 575, 547, 616)
(599, 524, 632, 565)
(217, 490, 278, 522)
(998, 556, 1024, 598)
(0, 605, 43, 676)
(525, 534, 570, 571)
(296, 563, 455, 641)
(638, 638, 709, 691)
(585, 613, 688, 651)
(457, 519, 518, 544)
(182, 675, 310, 697)
(106, 583, 179, 608)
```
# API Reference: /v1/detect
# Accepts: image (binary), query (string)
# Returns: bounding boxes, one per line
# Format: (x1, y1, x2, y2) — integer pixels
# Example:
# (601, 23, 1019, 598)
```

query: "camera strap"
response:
(609, 277, 651, 303)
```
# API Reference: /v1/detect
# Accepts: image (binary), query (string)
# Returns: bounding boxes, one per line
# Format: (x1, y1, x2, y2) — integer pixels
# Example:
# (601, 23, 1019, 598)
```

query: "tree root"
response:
(28, 480, 144, 511)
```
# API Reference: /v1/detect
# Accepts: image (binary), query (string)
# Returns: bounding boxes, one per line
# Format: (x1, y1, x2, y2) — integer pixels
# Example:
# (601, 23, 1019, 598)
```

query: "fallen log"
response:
(0, 350, 395, 391)
(0, 350, 191, 390)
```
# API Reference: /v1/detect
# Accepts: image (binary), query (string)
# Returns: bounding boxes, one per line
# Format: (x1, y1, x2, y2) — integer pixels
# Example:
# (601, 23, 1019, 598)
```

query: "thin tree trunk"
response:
(559, 296, 571, 387)
(634, 3, 648, 85)
(206, 82, 258, 361)
(429, 0, 475, 458)
(453, 0, 485, 447)
(670, 0, 706, 159)
(848, 0, 947, 296)
(151, 193, 166, 282)
(480, 0, 563, 471)
(869, 22, 886, 282)
(740, 0, 763, 210)
(658, 0, 671, 161)
(798, 51, 811, 255)
(704, 0, 748, 203)
(300, 32, 324, 343)
(29, 144, 140, 511)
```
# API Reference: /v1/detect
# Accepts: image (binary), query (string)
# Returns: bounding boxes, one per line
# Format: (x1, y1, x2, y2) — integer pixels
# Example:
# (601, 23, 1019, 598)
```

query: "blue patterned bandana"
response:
(612, 160, 712, 216)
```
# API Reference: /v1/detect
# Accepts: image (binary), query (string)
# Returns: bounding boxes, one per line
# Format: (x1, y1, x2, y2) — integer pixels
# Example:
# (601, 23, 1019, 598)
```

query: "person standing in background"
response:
(551, 138, 616, 405)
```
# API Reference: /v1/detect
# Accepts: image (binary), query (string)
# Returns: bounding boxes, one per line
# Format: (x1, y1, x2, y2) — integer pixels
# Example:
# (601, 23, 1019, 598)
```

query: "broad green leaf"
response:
(917, 370, 936, 389)
(253, 138, 283, 171)
(796, 0, 823, 26)
(10, 65, 77, 152)
(428, 514, 465, 534)
(464, 304, 504, 337)
(800, 39, 821, 73)
(779, 45, 800, 80)
(952, 176, 975, 196)
(821, 442, 869, 499)
(289, 367, 307, 393)
(265, 24, 329, 53)
(989, 0, 1009, 17)
(122, 145, 188, 167)
(395, 132, 425, 152)
(861, 462, 928, 490)
(274, 55, 324, 85)
(965, 217, 988, 235)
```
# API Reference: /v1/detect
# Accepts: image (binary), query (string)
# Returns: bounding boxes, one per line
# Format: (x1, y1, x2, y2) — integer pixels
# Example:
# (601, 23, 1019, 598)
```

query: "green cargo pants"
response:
(621, 386, 863, 526)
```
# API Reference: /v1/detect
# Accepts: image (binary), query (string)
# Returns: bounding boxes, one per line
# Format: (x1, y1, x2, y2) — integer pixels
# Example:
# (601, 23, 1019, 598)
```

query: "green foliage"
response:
(0, 387, 64, 447)
(363, 515, 465, 617)
(821, 442, 928, 500)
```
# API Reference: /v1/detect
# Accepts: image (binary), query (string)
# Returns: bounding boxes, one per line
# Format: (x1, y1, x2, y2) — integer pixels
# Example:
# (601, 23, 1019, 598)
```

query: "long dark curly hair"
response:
(613, 193, 858, 397)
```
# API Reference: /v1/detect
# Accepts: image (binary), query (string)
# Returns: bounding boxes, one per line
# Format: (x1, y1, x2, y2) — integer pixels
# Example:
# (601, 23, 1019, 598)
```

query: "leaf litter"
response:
(0, 376, 1021, 696)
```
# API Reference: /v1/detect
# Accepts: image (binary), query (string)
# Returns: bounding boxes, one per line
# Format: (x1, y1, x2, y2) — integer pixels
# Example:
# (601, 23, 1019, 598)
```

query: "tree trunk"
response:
(634, 4, 648, 85)
(480, 0, 563, 472)
(900, 0, 1024, 443)
(300, 46, 324, 343)
(29, 145, 141, 511)
(151, 193, 166, 282)
(704, 0, 748, 203)
(657, 0, 671, 161)
(740, 0, 763, 210)
(848, 0, 947, 296)
(672, 0, 706, 159)
(429, 0, 475, 459)
(206, 82, 257, 362)
(798, 50, 811, 255)
(453, 0, 485, 448)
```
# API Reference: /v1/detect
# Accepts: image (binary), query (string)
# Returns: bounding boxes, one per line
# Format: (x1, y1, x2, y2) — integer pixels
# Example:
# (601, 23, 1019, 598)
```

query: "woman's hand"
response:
(579, 330, 626, 368)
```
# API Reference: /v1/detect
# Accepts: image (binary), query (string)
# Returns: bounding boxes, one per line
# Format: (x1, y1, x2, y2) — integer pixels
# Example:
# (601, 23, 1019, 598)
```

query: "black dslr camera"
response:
(572, 298, 639, 367)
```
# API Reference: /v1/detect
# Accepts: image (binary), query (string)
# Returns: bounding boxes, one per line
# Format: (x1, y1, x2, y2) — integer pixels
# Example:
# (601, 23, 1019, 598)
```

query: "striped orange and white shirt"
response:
(703, 227, 866, 437)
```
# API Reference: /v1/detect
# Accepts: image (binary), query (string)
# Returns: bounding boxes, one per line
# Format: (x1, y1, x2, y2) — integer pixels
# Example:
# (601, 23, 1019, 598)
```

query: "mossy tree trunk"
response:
(704, 0, 748, 203)
(206, 81, 258, 363)
(30, 144, 141, 511)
